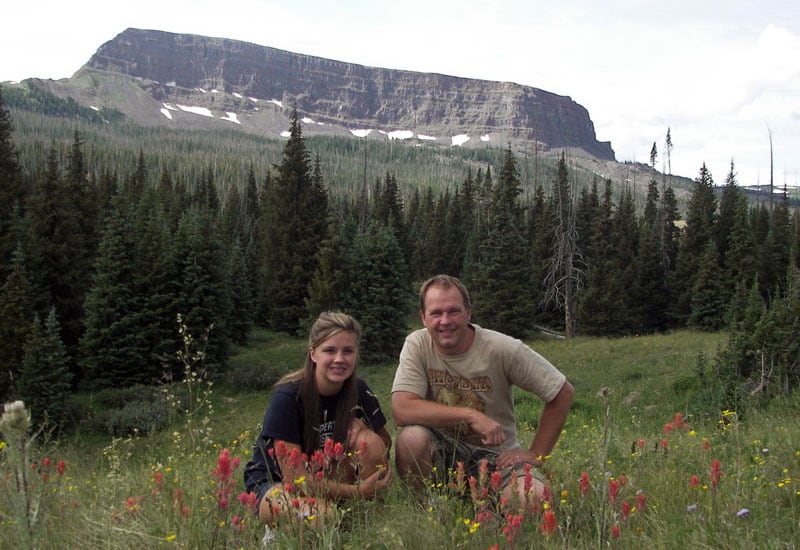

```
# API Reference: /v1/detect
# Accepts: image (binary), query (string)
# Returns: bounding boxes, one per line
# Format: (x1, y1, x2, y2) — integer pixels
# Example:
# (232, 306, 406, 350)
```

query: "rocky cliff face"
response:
(81, 28, 614, 160)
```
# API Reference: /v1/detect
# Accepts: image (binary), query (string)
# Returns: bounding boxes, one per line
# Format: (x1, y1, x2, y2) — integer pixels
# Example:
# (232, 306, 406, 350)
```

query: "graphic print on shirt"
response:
(318, 408, 334, 447)
(428, 368, 490, 436)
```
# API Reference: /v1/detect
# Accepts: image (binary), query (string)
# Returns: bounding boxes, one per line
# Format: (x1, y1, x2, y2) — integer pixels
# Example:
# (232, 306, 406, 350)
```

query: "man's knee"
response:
(395, 426, 432, 474)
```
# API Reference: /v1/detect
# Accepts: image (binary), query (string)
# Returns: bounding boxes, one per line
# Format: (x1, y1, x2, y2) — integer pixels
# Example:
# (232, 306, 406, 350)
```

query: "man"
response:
(391, 274, 573, 506)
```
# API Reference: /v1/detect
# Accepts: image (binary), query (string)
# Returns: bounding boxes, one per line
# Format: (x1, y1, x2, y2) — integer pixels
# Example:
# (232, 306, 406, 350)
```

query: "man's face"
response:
(421, 284, 472, 355)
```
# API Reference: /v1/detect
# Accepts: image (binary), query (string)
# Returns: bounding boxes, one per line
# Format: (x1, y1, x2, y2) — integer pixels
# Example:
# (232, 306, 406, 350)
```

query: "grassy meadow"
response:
(2, 328, 799, 549)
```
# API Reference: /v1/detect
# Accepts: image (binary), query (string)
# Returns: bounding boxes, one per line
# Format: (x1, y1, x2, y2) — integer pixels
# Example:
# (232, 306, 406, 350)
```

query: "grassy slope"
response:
(4, 328, 798, 549)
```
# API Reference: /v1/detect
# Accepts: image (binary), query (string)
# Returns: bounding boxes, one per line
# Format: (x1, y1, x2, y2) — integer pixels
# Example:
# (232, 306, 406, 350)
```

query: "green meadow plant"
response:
(1, 329, 798, 548)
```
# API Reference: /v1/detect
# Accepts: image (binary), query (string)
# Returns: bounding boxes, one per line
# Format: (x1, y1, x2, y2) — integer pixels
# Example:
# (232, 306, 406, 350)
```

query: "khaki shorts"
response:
(412, 426, 544, 488)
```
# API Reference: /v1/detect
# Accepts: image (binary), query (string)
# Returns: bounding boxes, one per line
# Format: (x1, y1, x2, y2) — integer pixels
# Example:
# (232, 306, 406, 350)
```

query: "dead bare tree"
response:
(542, 153, 583, 338)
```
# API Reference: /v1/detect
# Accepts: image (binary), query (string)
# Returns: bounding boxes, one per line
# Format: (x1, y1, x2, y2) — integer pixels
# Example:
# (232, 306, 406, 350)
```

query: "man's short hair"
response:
(419, 274, 472, 313)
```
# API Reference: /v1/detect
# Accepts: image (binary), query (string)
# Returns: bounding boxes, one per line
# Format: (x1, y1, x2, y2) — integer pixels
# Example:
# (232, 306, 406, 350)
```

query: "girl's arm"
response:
(275, 438, 391, 501)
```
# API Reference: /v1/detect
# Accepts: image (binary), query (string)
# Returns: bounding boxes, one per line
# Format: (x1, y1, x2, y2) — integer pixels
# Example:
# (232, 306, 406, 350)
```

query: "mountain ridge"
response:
(54, 27, 615, 160)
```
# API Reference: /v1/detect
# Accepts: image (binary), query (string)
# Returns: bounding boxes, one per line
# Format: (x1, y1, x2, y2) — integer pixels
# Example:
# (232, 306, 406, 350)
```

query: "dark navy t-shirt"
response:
(244, 378, 387, 494)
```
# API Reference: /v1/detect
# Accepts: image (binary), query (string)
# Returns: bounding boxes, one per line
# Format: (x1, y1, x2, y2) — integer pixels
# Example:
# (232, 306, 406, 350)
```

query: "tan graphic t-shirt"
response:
(392, 324, 566, 451)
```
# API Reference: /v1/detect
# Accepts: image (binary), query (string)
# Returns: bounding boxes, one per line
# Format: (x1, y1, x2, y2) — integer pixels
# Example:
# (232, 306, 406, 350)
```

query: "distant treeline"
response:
(1, 85, 798, 431)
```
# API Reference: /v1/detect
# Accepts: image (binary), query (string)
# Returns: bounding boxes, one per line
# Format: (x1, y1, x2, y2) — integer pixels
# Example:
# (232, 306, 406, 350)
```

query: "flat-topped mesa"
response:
(83, 28, 614, 160)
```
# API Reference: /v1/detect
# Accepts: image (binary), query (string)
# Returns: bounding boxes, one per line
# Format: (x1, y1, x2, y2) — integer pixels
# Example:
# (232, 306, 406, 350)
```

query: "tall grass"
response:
(2, 329, 798, 548)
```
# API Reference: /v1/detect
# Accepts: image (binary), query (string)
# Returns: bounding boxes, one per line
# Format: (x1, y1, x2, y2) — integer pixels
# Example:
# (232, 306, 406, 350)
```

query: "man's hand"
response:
(495, 448, 542, 470)
(468, 411, 506, 446)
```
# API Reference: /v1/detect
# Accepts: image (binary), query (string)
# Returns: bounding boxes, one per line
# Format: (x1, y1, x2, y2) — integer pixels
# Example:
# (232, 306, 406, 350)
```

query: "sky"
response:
(2, 0, 798, 187)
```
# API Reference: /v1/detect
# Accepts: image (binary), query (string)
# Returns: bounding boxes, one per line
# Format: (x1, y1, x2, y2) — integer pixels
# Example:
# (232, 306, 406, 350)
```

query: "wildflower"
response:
(503, 513, 523, 543)
(690, 475, 700, 488)
(636, 490, 646, 511)
(661, 438, 668, 452)
(43, 457, 52, 468)
(611, 524, 621, 539)
(702, 438, 710, 452)
(621, 500, 631, 520)
(710, 459, 723, 488)
(540, 509, 558, 535)
(238, 491, 259, 514)
(454, 461, 466, 492)
(737, 508, 750, 518)
(125, 496, 143, 515)
(686, 504, 698, 512)
(537, 483, 549, 502)
(478, 458, 489, 487)
(523, 463, 533, 495)
(57, 460, 66, 476)
(579, 472, 590, 495)
(608, 478, 620, 508)
(0, 400, 30, 433)
(332, 441, 345, 461)
(490, 471, 503, 493)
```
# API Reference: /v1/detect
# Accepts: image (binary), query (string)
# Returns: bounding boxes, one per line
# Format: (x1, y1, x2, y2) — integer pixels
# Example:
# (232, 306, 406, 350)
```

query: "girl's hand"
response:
(358, 464, 392, 498)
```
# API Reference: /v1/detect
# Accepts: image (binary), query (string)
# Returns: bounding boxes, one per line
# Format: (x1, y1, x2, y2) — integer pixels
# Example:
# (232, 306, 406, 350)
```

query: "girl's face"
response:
(310, 330, 358, 396)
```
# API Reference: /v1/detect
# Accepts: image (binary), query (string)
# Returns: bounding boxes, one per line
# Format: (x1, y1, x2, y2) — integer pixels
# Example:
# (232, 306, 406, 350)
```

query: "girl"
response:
(244, 311, 392, 523)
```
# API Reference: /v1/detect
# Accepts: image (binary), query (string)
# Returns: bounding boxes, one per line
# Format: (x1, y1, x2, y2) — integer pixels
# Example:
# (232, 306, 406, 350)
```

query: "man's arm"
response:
(496, 380, 574, 469)
(392, 390, 506, 446)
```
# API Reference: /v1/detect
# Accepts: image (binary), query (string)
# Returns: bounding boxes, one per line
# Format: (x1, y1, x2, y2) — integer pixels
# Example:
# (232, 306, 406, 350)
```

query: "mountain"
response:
(32, 28, 615, 160)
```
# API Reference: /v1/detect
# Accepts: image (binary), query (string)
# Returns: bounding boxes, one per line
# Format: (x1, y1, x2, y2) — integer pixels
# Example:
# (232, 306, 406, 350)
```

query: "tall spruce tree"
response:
(758, 189, 792, 302)
(0, 87, 23, 281)
(173, 205, 230, 370)
(611, 189, 641, 333)
(577, 180, 618, 334)
(80, 196, 146, 388)
(670, 163, 718, 325)
(470, 148, 535, 338)
(0, 244, 36, 399)
(347, 222, 410, 363)
(689, 243, 726, 331)
(258, 109, 327, 333)
(16, 308, 73, 430)
(637, 181, 670, 332)
(305, 217, 358, 325)
(133, 186, 181, 380)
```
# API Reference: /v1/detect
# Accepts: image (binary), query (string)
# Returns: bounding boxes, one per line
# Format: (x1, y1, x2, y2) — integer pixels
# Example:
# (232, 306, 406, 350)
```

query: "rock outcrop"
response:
(80, 28, 614, 159)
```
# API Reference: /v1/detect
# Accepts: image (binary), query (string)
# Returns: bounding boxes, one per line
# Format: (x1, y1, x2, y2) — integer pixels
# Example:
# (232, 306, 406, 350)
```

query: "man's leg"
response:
(395, 425, 433, 489)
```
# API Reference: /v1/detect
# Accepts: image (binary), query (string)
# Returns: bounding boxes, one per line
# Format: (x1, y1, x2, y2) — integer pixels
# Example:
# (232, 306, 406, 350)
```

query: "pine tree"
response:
(758, 189, 792, 302)
(637, 181, 670, 332)
(16, 308, 73, 430)
(224, 236, 254, 345)
(258, 109, 328, 332)
(0, 244, 36, 399)
(689, 244, 726, 331)
(305, 217, 357, 324)
(0, 87, 23, 281)
(470, 148, 535, 338)
(347, 223, 410, 363)
(670, 163, 718, 325)
(173, 206, 230, 370)
(133, 187, 181, 380)
(80, 196, 146, 388)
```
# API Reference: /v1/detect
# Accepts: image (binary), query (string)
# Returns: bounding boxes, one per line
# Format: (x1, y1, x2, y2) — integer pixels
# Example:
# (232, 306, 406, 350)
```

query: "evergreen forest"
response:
(1, 84, 799, 433)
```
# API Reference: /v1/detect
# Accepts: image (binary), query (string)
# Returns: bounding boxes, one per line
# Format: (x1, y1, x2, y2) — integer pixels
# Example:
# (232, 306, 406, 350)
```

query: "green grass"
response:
(2, 329, 798, 549)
